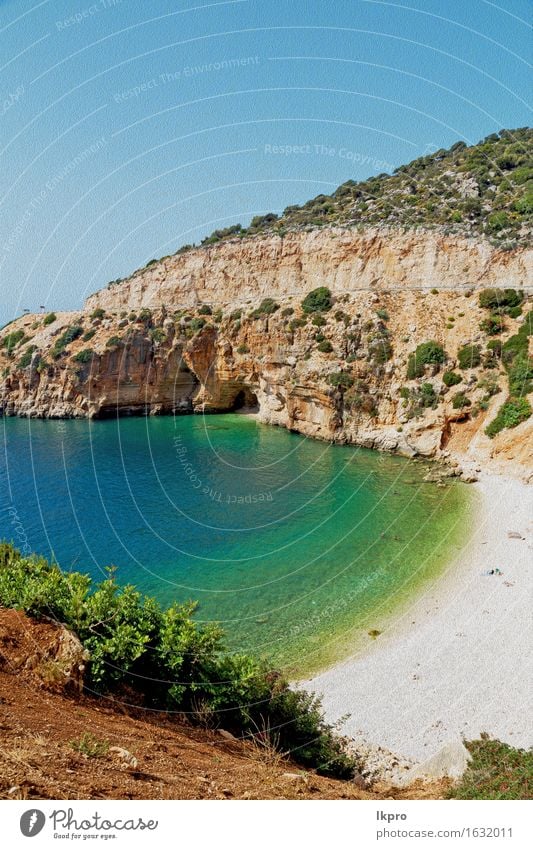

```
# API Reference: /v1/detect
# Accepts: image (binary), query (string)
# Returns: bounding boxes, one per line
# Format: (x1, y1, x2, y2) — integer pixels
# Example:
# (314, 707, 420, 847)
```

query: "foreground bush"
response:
(448, 736, 532, 800)
(0, 544, 356, 779)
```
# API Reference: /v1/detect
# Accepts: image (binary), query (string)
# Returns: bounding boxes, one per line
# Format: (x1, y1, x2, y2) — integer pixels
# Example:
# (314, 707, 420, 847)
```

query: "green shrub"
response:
(138, 308, 152, 323)
(507, 305, 523, 319)
(507, 355, 533, 397)
(282, 307, 294, 318)
(407, 341, 446, 378)
(486, 339, 502, 357)
(288, 318, 306, 332)
(190, 318, 206, 333)
(229, 309, 242, 321)
(452, 392, 471, 409)
(250, 298, 279, 319)
(502, 333, 528, 364)
(105, 335, 122, 349)
(43, 312, 57, 326)
(17, 345, 37, 369)
(375, 308, 389, 321)
(149, 328, 166, 344)
(301, 287, 332, 314)
(485, 398, 532, 438)
(1, 329, 27, 354)
(328, 371, 354, 389)
(369, 337, 393, 365)
(236, 344, 249, 354)
(478, 288, 523, 310)
(198, 304, 212, 315)
(70, 733, 109, 759)
(480, 315, 505, 335)
(457, 344, 481, 369)
(311, 314, 327, 327)
(448, 737, 533, 800)
(317, 340, 333, 353)
(418, 382, 438, 408)
(443, 370, 462, 387)
(0, 544, 357, 779)
(90, 308, 106, 321)
(51, 325, 83, 359)
(73, 349, 94, 364)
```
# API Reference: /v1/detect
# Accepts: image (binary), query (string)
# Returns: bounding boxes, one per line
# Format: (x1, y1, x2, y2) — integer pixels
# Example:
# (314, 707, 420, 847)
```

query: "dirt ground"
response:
(0, 609, 448, 801)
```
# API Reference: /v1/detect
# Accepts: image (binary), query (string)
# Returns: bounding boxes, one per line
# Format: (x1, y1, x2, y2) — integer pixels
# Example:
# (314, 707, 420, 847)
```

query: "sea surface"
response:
(0, 414, 471, 674)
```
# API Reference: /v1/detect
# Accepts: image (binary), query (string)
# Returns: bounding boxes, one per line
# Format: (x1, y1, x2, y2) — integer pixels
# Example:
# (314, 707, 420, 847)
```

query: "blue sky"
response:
(0, 0, 531, 323)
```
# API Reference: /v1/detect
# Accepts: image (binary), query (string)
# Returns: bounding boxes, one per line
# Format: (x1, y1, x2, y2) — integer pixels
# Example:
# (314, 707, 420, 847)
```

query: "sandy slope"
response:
(304, 473, 533, 762)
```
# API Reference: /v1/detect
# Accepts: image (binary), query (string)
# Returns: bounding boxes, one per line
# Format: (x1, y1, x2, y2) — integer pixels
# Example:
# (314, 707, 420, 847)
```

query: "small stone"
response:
(218, 729, 237, 741)
(507, 531, 523, 539)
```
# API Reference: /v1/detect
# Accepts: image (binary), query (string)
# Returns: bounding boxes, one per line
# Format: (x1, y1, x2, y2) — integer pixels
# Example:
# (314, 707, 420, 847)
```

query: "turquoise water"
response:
(0, 415, 470, 674)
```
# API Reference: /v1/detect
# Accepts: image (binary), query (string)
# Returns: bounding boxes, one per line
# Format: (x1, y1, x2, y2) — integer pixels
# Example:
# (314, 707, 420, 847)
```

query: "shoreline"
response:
(302, 471, 532, 763)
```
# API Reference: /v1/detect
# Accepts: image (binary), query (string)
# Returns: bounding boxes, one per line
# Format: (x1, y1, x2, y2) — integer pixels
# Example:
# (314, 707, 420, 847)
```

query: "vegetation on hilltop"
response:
(0, 543, 357, 779)
(107, 128, 532, 287)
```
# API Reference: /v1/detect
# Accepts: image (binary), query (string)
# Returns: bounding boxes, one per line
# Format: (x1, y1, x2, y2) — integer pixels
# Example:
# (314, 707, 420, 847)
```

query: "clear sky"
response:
(0, 0, 531, 324)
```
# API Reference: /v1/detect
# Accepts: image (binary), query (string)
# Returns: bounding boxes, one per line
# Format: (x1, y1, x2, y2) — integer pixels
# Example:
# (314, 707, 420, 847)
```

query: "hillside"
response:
(0, 129, 531, 479)
(112, 126, 533, 278)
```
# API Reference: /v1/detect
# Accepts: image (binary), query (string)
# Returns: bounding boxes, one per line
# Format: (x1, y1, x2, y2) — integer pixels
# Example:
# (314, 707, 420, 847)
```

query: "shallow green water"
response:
(0, 414, 471, 674)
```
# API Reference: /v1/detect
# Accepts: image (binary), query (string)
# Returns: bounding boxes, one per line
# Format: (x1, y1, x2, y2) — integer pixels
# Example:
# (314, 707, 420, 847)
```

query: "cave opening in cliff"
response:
(232, 387, 259, 413)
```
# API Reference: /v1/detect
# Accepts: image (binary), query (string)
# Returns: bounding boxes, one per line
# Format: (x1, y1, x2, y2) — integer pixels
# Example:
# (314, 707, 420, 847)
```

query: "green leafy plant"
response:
(51, 325, 83, 360)
(43, 312, 57, 326)
(478, 288, 523, 311)
(250, 298, 279, 319)
(189, 318, 206, 333)
(90, 308, 106, 321)
(452, 392, 471, 409)
(443, 371, 462, 387)
(485, 398, 532, 438)
(317, 340, 333, 353)
(327, 371, 354, 389)
(1, 329, 27, 355)
(70, 733, 109, 759)
(457, 344, 482, 370)
(105, 335, 123, 349)
(448, 736, 533, 800)
(73, 349, 94, 364)
(406, 341, 445, 379)
(0, 544, 357, 779)
(301, 287, 332, 314)
(16, 345, 37, 369)
(198, 304, 212, 315)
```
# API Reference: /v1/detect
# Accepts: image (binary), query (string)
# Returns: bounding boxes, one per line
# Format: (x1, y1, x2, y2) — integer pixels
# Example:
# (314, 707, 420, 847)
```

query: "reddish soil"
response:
(0, 609, 448, 800)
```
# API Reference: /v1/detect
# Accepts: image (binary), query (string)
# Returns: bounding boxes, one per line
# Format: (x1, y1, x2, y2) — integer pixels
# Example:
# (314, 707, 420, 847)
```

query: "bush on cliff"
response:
(406, 341, 445, 379)
(478, 288, 523, 311)
(457, 344, 482, 370)
(0, 544, 356, 779)
(485, 398, 532, 438)
(301, 287, 332, 314)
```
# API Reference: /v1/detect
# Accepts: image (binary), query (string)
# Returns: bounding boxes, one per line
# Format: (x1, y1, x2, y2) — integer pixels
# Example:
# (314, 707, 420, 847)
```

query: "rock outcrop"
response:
(1, 228, 532, 477)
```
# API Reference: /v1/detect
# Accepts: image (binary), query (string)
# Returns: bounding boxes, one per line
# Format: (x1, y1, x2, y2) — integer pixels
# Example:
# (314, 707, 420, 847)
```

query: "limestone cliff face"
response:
(1, 228, 532, 479)
(85, 228, 532, 313)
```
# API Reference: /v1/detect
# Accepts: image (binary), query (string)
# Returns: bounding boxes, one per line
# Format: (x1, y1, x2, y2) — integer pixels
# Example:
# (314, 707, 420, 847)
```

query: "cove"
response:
(0, 414, 471, 675)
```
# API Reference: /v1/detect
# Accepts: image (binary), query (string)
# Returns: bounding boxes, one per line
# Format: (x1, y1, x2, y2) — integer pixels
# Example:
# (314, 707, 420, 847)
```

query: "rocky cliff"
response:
(1, 225, 532, 480)
(85, 228, 531, 314)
